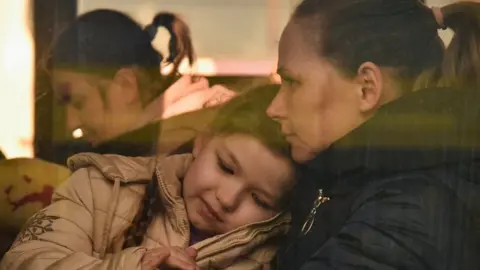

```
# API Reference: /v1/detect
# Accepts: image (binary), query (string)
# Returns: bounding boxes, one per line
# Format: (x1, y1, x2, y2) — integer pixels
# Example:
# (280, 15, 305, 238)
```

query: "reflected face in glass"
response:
(182, 134, 294, 235)
(52, 69, 142, 144)
(267, 21, 362, 163)
(53, 70, 107, 144)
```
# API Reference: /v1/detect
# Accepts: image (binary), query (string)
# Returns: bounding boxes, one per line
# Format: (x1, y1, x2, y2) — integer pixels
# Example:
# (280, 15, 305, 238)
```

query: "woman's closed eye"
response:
(279, 74, 298, 87)
(58, 93, 71, 105)
(281, 77, 295, 86)
(57, 83, 72, 105)
(71, 98, 84, 110)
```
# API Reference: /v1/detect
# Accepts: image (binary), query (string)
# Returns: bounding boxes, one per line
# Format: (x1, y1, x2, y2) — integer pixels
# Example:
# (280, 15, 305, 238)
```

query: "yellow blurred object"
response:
(0, 158, 70, 230)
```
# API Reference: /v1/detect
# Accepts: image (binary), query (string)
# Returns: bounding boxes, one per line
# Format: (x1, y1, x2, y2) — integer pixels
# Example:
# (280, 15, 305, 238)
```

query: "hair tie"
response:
(145, 24, 158, 41)
(432, 7, 446, 30)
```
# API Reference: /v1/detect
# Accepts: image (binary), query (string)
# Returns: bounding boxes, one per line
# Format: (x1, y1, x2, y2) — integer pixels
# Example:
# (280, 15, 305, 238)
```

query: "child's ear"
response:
(193, 133, 212, 158)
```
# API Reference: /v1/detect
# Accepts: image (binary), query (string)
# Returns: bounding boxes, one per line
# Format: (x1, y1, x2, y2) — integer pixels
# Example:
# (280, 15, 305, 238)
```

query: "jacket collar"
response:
(305, 87, 480, 193)
(67, 152, 157, 183)
(67, 152, 193, 206)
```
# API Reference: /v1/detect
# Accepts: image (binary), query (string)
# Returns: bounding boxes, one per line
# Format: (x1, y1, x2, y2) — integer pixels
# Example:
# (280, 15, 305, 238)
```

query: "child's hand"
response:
(141, 246, 199, 270)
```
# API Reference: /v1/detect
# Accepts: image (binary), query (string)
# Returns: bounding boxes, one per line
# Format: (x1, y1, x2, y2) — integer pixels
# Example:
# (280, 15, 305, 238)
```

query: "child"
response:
(1, 84, 295, 270)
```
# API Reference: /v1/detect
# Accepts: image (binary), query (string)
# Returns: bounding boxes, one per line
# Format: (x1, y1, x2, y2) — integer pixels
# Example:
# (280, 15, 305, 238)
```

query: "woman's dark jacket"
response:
(275, 87, 480, 270)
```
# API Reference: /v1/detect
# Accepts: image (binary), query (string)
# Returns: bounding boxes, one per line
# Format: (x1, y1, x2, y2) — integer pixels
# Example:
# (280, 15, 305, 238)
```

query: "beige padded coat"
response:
(0, 153, 290, 270)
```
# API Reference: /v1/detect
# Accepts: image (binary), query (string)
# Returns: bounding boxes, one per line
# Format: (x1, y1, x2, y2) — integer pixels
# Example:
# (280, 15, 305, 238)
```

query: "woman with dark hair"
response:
(47, 9, 234, 164)
(267, 0, 480, 269)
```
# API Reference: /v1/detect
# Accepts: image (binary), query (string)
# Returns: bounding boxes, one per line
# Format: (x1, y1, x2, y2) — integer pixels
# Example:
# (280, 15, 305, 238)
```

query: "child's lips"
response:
(199, 198, 224, 223)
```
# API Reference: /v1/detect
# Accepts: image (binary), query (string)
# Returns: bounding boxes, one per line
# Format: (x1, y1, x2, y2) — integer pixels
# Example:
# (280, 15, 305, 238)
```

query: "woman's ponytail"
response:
(143, 12, 196, 100)
(145, 12, 195, 75)
(416, 2, 480, 90)
(439, 2, 480, 89)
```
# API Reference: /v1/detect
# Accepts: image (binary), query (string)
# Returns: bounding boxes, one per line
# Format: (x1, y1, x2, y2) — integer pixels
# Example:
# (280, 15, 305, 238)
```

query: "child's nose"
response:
(215, 180, 243, 213)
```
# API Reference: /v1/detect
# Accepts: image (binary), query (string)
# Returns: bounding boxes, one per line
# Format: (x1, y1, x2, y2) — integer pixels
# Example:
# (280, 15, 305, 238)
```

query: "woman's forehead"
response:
(278, 22, 317, 72)
(53, 69, 88, 82)
(52, 69, 104, 88)
(51, 70, 99, 98)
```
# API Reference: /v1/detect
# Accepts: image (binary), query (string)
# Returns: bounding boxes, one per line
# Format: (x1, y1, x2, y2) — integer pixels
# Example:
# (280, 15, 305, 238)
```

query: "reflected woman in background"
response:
(45, 9, 234, 164)
(0, 8, 235, 258)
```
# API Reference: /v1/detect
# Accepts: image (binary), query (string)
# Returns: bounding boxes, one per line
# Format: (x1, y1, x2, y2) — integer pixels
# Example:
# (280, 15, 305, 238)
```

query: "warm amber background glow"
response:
(0, 0, 34, 158)
(0, 0, 457, 158)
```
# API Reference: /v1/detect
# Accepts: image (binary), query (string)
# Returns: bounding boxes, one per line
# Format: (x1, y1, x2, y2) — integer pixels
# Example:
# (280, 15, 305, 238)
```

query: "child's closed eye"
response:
(217, 155, 235, 175)
(251, 193, 274, 210)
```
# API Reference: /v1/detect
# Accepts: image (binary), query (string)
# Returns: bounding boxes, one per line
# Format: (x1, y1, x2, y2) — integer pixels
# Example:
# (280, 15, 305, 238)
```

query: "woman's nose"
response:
(215, 179, 243, 213)
(66, 105, 81, 132)
(266, 88, 286, 120)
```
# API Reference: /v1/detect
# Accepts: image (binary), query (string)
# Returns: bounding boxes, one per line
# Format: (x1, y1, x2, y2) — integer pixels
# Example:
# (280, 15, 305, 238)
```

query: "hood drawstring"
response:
(99, 178, 121, 258)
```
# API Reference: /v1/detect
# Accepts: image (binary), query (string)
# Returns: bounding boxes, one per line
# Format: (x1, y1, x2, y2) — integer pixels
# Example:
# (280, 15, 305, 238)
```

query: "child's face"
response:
(183, 134, 294, 235)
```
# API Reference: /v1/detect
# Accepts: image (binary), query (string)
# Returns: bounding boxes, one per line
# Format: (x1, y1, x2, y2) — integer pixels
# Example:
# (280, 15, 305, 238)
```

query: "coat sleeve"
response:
(0, 168, 146, 270)
(299, 176, 480, 270)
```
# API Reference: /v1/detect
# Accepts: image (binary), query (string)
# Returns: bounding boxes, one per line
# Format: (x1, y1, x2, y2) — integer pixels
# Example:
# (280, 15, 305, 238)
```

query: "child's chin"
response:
(190, 217, 217, 236)
(189, 213, 208, 230)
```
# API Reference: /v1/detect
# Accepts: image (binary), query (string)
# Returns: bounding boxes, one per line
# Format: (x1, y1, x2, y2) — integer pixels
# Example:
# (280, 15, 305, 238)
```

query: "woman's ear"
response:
(192, 133, 212, 158)
(112, 68, 139, 105)
(355, 62, 383, 113)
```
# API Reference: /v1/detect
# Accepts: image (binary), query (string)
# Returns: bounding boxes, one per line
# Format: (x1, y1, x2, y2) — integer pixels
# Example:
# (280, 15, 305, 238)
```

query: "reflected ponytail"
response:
(52, 10, 196, 105)
(144, 12, 196, 96)
(121, 14, 196, 248)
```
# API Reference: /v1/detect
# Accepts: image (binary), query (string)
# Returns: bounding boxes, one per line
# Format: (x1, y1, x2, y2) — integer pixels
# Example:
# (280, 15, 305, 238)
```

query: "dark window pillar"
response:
(33, 0, 77, 161)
